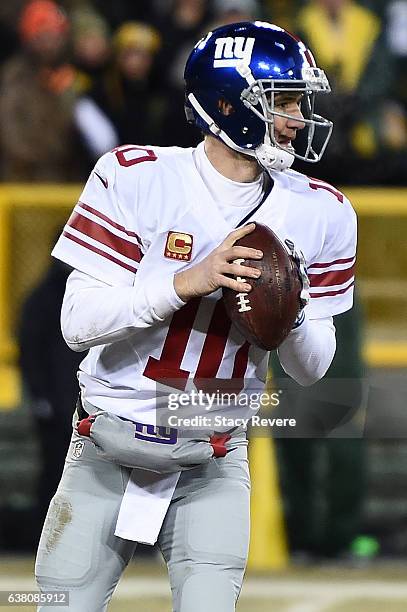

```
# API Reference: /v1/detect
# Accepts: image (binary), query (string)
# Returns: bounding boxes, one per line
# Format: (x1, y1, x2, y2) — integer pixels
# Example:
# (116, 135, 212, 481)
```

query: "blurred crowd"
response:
(3, 0, 399, 560)
(0, 0, 405, 184)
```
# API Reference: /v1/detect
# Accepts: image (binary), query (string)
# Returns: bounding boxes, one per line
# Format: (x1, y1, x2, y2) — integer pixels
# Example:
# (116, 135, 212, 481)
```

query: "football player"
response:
(35, 22, 356, 612)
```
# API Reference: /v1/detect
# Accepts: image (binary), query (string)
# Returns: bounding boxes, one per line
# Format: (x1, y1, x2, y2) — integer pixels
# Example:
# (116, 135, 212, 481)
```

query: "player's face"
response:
(271, 93, 306, 150)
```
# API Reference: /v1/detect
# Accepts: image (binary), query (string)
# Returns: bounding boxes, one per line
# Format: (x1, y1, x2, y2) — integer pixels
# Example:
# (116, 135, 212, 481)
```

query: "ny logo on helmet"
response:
(213, 37, 255, 68)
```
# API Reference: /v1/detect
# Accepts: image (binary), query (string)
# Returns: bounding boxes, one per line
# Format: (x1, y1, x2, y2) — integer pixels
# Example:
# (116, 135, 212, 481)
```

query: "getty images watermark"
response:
(167, 389, 281, 411)
(163, 389, 297, 430)
(151, 376, 406, 438)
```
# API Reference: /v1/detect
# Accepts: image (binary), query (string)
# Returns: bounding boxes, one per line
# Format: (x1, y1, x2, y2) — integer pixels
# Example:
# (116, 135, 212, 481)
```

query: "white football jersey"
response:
(52, 143, 357, 422)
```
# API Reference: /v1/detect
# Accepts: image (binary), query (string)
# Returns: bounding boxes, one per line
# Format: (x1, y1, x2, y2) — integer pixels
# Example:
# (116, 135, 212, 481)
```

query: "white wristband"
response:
(144, 274, 186, 321)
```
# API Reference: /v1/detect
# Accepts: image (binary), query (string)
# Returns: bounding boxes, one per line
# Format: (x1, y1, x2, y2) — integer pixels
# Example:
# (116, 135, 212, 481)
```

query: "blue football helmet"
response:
(184, 21, 333, 171)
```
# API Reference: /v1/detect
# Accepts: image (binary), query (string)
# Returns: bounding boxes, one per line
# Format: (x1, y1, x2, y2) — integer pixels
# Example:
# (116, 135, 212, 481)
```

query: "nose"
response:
(287, 106, 306, 130)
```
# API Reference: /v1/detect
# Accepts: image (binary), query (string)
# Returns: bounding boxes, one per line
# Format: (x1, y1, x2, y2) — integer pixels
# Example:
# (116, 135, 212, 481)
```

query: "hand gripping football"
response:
(223, 223, 302, 350)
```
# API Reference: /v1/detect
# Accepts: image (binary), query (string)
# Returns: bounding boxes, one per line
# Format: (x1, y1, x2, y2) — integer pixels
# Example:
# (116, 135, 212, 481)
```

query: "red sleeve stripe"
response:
(63, 231, 137, 273)
(310, 280, 354, 299)
(67, 212, 142, 263)
(309, 265, 354, 288)
(78, 202, 142, 243)
(308, 256, 355, 270)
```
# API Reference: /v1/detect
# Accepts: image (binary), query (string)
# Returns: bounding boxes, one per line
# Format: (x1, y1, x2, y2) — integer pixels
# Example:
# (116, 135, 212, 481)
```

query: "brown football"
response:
(223, 223, 302, 350)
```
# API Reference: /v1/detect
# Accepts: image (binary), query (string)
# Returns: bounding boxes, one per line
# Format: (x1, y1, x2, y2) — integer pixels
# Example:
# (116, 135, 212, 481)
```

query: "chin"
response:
(277, 142, 295, 154)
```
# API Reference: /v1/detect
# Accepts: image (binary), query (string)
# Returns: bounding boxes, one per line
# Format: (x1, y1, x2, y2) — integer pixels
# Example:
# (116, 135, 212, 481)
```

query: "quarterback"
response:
(35, 22, 356, 612)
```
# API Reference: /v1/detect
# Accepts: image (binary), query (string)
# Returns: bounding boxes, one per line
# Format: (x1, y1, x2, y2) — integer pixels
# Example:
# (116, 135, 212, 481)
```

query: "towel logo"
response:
(134, 422, 178, 445)
(213, 37, 255, 68)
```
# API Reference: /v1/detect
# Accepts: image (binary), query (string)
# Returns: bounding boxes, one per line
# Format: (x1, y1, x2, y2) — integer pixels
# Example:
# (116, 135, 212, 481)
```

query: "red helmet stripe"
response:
(285, 28, 301, 42)
(304, 48, 317, 67)
(284, 29, 316, 67)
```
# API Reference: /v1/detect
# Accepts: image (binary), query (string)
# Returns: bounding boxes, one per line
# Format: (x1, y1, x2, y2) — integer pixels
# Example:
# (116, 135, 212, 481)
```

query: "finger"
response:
(217, 274, 252, 293)
(223, 263, 261, 279)
(223, 223, 256, 248)
(223, 246, 263, 261)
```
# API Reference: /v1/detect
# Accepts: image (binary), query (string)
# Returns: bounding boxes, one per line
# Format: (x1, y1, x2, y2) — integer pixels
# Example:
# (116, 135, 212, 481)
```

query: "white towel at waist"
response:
(114, 468, 180, 544)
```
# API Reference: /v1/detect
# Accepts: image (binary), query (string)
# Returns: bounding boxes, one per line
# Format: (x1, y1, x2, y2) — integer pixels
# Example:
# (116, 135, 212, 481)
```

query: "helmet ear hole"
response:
(218, 97, 235, 116)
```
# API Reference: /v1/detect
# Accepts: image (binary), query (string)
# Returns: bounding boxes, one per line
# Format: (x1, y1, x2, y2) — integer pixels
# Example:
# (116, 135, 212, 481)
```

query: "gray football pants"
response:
(35, 427, 250, 611)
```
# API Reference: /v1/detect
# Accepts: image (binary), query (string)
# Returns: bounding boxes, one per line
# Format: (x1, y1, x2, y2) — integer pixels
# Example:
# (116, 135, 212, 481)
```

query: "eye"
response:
(275, 95, 304, 110)
(275, 99, 292, 110)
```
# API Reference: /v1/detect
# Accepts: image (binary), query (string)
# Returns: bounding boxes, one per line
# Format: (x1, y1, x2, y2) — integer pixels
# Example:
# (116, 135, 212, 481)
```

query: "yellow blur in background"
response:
(1, 183, 406, 410)
(0, 183, 406, 573)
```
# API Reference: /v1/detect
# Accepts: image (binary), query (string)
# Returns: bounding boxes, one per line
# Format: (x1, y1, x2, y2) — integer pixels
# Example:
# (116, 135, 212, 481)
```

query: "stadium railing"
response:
(0, 184, 406, 409)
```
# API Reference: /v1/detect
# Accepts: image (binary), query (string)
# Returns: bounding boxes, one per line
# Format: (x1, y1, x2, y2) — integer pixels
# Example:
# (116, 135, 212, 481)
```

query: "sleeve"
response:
(52, 151, 143, 287)
(277, 315, 336, 386)
(53, 149, 187, 351)
(61, 269, 185, 352)
(306, 194, 357, 319)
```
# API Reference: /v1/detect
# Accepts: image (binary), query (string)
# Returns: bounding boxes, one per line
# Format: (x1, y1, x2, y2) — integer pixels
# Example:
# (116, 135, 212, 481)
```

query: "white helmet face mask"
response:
(237, 62, 333, 172)
(184, 22, 334, 173)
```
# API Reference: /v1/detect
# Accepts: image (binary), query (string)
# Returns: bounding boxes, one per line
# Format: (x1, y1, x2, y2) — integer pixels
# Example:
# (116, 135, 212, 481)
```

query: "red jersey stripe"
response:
(232, 341, 250, 379)
(194, 300, 232, 379)
(309, 265, 354, 288)
(62, 231, 138, 273)
(78, 201, 142, 242)
(310, 281, 354, 299)
(67, 212, 142, 263)
(309, 182, 344, 203)
(308, 256, 355, 269)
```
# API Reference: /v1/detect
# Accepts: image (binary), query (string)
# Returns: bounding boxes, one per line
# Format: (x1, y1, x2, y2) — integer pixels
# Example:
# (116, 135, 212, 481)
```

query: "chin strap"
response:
(187, 89, 295, 172)
(254, 143, 295, 172)
(236, 61, 295, 172)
